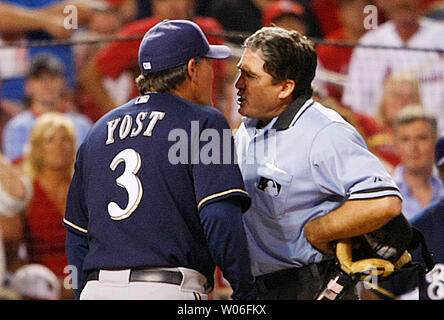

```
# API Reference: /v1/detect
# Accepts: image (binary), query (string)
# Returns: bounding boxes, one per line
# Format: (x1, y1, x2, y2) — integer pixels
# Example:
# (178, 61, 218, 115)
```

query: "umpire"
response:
(234, 27, 404, 299)
(64, 20, 256, 300)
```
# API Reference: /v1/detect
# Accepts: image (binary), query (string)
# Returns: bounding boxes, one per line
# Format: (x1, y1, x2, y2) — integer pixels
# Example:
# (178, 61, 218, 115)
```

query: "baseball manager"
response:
(63, 20, 257, 300)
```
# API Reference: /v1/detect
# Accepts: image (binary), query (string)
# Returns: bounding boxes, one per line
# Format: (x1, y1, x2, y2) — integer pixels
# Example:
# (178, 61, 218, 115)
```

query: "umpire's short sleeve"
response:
(309, 122, 402, 200)
(192, 112, 251, 213)
(63, 143, 89, 236)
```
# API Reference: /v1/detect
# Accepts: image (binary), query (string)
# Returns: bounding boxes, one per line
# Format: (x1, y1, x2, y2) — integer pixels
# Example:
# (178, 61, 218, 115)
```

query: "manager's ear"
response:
(186, 58, 198, 82)
(278, 79, 296, 100)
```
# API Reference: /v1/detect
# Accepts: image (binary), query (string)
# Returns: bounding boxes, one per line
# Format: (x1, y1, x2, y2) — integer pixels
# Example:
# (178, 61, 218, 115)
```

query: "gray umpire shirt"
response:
(234, 96, 402, 277)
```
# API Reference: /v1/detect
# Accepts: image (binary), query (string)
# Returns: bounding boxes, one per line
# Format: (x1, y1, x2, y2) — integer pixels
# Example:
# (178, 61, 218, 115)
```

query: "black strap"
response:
(410, 228, 435, 300)
(416, 264, 428, 301)
(409, 227, 435, 272)
(255, 260, 333, 295)
(398, 227, 436, 300)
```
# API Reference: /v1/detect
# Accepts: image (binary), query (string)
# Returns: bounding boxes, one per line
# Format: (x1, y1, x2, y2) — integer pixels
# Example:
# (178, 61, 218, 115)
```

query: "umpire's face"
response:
(235, 48, 294, 126)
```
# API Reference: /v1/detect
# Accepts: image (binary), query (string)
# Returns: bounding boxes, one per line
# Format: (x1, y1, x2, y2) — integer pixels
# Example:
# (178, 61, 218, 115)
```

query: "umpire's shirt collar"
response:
(242, 94, 314, 132)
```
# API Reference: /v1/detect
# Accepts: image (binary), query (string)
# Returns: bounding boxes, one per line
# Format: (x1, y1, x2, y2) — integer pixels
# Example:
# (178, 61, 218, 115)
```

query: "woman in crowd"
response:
(21, 112, 77, 299)
(369, 73, 422, 167)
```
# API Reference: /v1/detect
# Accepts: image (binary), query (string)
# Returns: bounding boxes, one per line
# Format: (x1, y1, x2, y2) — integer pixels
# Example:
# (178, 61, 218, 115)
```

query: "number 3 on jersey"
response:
(108, 148, 143, 220)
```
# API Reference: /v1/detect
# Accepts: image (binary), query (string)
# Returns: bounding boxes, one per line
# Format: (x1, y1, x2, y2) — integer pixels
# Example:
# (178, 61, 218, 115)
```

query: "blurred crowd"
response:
(0, 0, 443, 300)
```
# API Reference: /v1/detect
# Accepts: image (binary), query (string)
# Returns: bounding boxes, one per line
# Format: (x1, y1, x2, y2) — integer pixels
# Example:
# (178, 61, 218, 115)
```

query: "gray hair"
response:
(136, 58, 202, 94)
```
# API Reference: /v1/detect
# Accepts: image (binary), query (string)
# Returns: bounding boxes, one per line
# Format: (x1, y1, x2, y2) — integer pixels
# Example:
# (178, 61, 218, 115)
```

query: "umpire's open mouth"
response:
(237, 93, 245, 106)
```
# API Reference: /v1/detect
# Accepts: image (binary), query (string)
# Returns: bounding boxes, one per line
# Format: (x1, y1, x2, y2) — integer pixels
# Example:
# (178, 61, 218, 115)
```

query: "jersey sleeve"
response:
(310, 122, 402, 201)
(63, 142, 89, 236)
(200, 198, 257, 300)
(192, 112, 251, 212)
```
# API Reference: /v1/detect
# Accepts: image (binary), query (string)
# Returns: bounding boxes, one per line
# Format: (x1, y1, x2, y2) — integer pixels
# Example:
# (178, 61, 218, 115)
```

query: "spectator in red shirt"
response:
(312, 0, 342, 37)
(21, 112, 78, 299)
(316, 0, 373, 102)
(262, 0, 308, 35)
(106, 0, 138, 24)
(79, 0, 227, 122)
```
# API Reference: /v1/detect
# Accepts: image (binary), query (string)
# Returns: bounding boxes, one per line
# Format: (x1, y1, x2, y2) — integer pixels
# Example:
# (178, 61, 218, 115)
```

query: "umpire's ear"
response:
(278, 79, 296, 100)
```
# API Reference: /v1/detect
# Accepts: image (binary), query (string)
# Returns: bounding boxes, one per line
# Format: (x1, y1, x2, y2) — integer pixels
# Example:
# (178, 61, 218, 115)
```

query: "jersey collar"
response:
(272, 94, 313, 131)
(241, 94, 314, 132)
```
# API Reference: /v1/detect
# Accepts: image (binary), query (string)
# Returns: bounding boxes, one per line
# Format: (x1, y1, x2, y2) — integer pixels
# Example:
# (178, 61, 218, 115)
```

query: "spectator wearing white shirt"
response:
(342, 0, 444, 131)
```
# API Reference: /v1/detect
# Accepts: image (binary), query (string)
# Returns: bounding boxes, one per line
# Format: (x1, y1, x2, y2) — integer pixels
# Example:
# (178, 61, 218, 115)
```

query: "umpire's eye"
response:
(243, 70, 256, 79)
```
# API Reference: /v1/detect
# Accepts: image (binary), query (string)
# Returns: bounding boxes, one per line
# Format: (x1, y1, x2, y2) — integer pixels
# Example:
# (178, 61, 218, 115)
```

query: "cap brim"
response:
(205, 44, 232, 59)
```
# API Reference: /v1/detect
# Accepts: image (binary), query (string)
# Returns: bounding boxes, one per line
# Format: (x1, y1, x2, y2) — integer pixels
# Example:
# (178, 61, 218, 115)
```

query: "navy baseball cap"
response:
(436, 135, 444, 167)
(138, 19, 231, 73)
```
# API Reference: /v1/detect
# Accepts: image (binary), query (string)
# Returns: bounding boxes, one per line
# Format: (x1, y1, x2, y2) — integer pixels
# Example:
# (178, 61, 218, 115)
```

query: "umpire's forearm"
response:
(304, 196, 402, 254)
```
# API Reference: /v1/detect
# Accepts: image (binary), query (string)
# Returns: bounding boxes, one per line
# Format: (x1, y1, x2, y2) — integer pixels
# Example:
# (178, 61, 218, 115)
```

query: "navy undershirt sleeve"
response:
(200, 197, 257, 300)
(66, 229, 89, 300)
